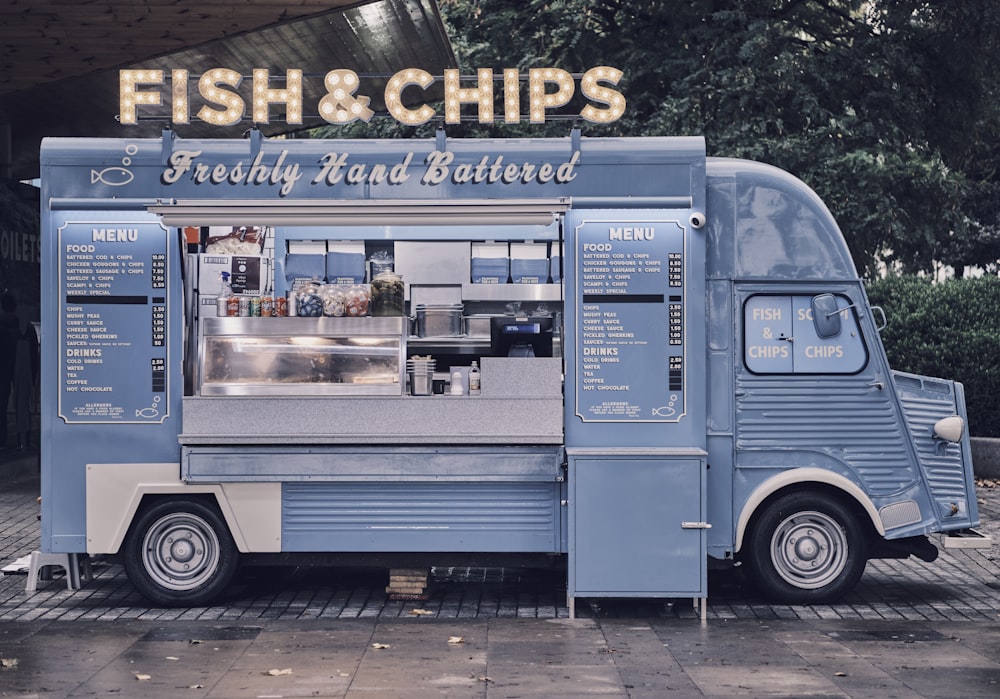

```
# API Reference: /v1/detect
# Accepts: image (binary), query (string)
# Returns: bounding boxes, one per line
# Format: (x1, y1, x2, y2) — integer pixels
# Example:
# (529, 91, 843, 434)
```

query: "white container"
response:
(198, 254, 268, 296)
(450, 369, 465, 395)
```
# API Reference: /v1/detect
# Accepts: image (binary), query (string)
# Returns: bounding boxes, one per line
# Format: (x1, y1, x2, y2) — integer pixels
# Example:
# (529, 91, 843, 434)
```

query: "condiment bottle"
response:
(218, 271, 233, 316)
(468, 361, 481, 395)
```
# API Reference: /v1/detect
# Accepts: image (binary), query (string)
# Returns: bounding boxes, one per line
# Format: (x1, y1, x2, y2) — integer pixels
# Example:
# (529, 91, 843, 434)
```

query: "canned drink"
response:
(274, 296, 287, 316)
(216, 296, 228, 317)
(286, 292, 297, 316)
(239, 296, 250, 317)
(227, 295, 240, 316)
(261, 295, 274, 317)
(249, 296, 261, 317)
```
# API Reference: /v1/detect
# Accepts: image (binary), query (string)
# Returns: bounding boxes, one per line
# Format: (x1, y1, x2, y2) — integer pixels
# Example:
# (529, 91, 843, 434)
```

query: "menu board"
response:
(573, 219, 685, 423)
(58, 221, 170, 423)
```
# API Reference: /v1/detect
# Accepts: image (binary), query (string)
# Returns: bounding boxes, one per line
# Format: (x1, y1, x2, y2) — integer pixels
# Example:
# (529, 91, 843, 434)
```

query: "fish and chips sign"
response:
(119, 67, 626, 127)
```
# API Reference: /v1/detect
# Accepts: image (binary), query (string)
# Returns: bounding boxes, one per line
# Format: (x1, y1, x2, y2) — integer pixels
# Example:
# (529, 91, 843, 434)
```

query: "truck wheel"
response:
(123, 498, 239, 607)
(745, 491, 868, 604)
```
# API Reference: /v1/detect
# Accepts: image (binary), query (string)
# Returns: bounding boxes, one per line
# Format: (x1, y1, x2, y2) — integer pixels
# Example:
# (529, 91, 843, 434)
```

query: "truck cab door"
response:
(733, 287, 921, 519)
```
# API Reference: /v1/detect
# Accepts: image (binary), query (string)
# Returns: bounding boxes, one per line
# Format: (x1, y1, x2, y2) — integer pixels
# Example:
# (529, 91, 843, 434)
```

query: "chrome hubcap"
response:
(770, 510, 848, 590)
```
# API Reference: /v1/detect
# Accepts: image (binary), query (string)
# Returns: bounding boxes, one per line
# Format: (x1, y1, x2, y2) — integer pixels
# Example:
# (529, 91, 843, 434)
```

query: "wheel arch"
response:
(86, 462, 281, 555)
(734, 468, 883, 554)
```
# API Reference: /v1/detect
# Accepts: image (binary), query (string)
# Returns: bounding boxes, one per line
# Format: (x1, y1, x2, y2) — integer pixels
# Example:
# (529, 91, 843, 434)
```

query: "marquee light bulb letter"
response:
(119, 70, 164, 125)
(503, 69, 520, 123)
(197, 68, 245, 126)
(443, 68, 494, 124)
(528, 68, 574, 124)
(117, 65, 628, 127)
(579, 66, 626, 123)
(252, 69, 303, 124)
(171, 69, 190, 124)
(319, 70, 374, 124)
(384, 69, 436, 126)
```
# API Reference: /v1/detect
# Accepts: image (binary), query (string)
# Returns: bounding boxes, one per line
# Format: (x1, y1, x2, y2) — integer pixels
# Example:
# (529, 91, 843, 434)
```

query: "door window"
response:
(744, 295, 867, 374)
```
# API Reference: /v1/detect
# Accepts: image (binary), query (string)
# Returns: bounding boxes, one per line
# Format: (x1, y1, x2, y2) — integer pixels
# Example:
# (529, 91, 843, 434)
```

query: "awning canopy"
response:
(148, 198, 571, 227)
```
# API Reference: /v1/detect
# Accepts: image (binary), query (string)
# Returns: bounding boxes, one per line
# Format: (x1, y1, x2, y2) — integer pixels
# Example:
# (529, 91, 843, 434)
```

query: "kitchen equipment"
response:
(406, 356, 436, 396)
(414, 303, 463, 337)
(463, 314, 495, 338)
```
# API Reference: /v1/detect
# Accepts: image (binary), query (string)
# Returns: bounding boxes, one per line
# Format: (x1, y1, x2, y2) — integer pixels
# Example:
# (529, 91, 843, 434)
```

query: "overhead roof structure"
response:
(0, 0, 457, 182)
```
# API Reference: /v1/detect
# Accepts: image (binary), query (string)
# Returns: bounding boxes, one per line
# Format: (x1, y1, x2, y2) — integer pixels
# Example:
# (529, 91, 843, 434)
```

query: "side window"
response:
(744, 295, 867, 374)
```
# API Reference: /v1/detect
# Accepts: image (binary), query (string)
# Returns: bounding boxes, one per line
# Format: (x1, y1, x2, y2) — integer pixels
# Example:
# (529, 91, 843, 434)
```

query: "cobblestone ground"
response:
(1, 476, 997, 622)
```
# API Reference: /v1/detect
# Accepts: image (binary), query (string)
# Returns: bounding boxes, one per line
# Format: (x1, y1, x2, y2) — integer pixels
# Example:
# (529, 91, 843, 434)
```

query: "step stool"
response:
(24, 552, 92, 592)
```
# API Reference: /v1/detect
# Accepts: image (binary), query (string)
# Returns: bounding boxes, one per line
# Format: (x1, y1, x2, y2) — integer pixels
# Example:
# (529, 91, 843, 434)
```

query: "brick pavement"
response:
(0, 457, 998, 698)
(1, 460, 997, 623)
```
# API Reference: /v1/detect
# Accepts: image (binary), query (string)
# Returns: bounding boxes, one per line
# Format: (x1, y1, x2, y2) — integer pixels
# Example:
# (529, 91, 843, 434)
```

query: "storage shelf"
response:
(461, 283, 562, 302)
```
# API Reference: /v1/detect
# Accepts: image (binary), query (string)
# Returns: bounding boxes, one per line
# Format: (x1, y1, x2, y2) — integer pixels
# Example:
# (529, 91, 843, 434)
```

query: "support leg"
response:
(25, 552, 92, 592)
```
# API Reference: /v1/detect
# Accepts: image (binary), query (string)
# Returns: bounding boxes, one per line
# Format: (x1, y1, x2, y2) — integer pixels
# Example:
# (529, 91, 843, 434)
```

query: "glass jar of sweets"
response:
(370, 270, 405, 316)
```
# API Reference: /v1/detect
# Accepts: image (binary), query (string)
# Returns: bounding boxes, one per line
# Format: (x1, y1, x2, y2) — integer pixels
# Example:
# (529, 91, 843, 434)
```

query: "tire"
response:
(745, 491, 869, 604)
(122, 498, 240, 607)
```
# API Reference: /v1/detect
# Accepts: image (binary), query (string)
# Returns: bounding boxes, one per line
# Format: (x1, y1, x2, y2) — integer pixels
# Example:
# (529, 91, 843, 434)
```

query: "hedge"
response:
(865, 275, 1000, 438)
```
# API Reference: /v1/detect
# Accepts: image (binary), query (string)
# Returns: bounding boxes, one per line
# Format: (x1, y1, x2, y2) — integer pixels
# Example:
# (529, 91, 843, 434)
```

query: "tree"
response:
(314, 0, 1000, 277)
(867, 275, 1000, 436)
(892, 1, 1000, 276)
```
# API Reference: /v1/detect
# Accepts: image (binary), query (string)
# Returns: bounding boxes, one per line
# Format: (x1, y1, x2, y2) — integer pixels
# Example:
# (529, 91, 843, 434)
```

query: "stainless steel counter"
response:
(179, 357, 564, 445)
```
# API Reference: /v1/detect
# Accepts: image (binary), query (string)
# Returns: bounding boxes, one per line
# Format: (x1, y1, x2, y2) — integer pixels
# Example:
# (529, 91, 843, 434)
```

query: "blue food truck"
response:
(37, 130, 990, 613)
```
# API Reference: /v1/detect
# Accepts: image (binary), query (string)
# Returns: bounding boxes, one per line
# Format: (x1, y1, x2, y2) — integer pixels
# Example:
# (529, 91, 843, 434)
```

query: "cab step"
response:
(941, 529, 993, 549)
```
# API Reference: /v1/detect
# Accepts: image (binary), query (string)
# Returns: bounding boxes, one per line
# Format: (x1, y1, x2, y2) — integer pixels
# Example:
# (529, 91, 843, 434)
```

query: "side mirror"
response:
(811, 294, 842, 339)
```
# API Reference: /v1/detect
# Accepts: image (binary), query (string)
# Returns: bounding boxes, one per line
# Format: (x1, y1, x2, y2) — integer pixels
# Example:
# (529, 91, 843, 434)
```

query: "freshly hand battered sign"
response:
(119, 67, 626, 127)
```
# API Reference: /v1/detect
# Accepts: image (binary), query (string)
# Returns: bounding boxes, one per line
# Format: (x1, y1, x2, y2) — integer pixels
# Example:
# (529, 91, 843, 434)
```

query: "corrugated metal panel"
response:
(281, 482, 561, 552)
(735, 378, 917, 495)
(893, 373, 972, 510)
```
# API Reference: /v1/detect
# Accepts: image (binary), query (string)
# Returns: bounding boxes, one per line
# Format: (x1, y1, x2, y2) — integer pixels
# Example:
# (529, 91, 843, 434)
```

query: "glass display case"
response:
(198, 317, 406, 396)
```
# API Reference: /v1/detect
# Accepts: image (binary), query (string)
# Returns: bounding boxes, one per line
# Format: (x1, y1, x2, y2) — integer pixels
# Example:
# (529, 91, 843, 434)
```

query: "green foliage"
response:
(432, 1, 1000, 278)
(866, 275, 1000, 436)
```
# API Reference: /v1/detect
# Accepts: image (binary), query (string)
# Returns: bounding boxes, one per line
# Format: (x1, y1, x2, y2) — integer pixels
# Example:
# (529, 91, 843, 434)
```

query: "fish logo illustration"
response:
(91, 166, 134, 186)
(92, 144, 139, 187)
(652, 405, 675, 418)
(135, 407, 159, 418)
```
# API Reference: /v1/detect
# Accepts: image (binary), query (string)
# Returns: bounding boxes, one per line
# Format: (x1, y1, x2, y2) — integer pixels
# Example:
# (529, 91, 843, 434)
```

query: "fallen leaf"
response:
(478, 676, 493, 683)
(0, 658, 18, 669)
(371, 643, 391, 649)
(409, 609, 434, 616)
(265, 668, 293, 676)
(189, 639, 204, 645)
(188, 684, 204, 689)
(834, 671, 847, 677)
(447, 636, 465, 644)
(165, 656, 179, 661)
(135, 673, 151, 681)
